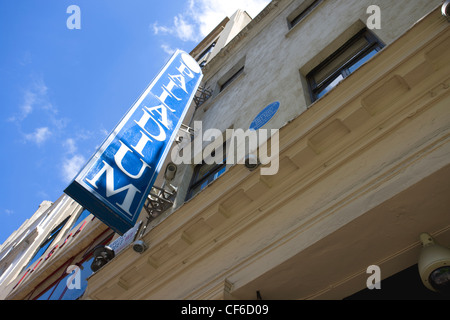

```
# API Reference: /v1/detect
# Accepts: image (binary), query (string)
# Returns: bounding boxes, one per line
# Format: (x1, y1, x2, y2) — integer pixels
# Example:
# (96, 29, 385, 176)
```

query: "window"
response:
(37, 256, 94, 300)
(197, 41, 216, 67)
(288, 0, 323, 29)
(306, 28, 384, 102)
(33, 232, 114, 300)
(220, 66, 244, 92)
(69, 209, 91, 231)
(186, 144, 227, 201)
(218, 57, 246, 93)
(25, 217, 70, 269)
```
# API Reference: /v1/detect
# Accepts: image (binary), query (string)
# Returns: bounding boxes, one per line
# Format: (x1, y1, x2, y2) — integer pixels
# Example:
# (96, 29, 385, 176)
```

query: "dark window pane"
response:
(70, 210, 91, 231)
(186, 143, 227, 201)
(314, 36, 369, 85)
(348, 49, 378, 73)
(290, 0, 323, 29)
(26, 218, 69, 269)
(316, 74, 344, 99)
(220, 66, 244, 92)
(307, 29, 384, 102)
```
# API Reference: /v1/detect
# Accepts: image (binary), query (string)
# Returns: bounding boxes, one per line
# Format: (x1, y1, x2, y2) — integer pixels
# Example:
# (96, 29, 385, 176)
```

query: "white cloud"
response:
(9, 77, 52, 123)
(174, 14, 196, 41)
(61, 154, 86, 183)
(63, 138, 78, 154)
(16, 79, 48, 120)
(152, 0, 271, 43)
(24, 127, 52, 146)
(20, 91, 36, 117)
(19, 51, 32, 66)
(161, 43, 176, 55)
(152, 22, 172, 35)
(33, 77, 48, 95)
(8, 90, 36, 122)
(10, 77, 68, 147)
(60, 137, 90, 183)
(99, 127, 109, 139)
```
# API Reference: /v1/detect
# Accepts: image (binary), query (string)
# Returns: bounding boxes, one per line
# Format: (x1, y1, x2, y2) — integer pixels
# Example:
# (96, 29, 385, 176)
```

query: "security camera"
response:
(132, 240, 148, 254)
(418, 233, 450, 294)
(164, 162, 177, 181)
(90, 245, 115, 272)
(244, 154, 260, 171)
(442, 0, 450, 19)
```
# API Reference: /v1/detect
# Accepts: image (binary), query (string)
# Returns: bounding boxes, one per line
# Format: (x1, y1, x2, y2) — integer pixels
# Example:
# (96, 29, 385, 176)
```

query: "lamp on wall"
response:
(418, 233, 450, 294)
(164, 162, 178, 181)
(132, 240, 148, 254)
(90, 245, 115, 272)
(443, 0, 450, 20)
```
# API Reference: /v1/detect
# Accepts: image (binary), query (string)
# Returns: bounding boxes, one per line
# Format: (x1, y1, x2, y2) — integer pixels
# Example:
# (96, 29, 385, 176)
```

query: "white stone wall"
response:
(197, 0, 441, 133)
(169, 0, 441, 207)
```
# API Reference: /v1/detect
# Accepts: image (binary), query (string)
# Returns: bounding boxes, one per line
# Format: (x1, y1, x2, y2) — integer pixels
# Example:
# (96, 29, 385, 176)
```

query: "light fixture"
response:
(132, 240, 148, 254)
(164, 162, 177, 181)
(418, 233, 450, 294)
(90, 245, 115, 272)
(443, 0, 450, 20)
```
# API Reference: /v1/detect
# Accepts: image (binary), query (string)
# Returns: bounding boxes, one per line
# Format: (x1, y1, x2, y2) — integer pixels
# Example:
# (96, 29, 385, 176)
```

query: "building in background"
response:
(2, 0, 450, 300)
(0, 194, 113, 300)
(0, 200, 52, 299)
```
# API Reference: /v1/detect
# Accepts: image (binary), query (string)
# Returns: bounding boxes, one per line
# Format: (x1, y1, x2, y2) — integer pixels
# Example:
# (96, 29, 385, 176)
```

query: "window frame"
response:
(197, 41, 216, 62)
(185, 144, 227, 201)
(306, 28, 385, 102)
(219, 65, 244, 92)
(288, 0, 323, 29)
(31, 231, 115, 300)
(69, 209, 91, 231)
(25, 217, 70, 270)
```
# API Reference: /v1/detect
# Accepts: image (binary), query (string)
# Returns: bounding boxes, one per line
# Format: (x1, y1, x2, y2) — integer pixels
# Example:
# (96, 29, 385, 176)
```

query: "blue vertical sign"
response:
(65, 50, 203, 235)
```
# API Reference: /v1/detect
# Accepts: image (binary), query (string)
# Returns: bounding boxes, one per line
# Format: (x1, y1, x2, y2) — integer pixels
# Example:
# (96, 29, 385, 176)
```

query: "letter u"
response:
(115, 141, 150, 179)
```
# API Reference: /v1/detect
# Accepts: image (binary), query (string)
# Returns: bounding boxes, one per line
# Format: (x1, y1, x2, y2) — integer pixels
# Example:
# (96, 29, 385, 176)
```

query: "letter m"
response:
(85, 161, 141, 215)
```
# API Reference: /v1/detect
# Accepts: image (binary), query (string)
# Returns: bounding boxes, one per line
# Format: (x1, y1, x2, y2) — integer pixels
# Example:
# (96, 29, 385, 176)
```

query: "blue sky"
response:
(0, 1, 271, 244)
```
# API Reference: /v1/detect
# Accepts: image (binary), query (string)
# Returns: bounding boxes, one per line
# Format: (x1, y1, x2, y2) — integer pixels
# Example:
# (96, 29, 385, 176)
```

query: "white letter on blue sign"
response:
(169, 74, 188, 93)
(86, 161, 141, 215)
(177, 62, 195, 79)
(145, 104, 173, 130)
(130, 131, 154, 158)
(135, 109, 168, 142)
(114, 141, 150, 179)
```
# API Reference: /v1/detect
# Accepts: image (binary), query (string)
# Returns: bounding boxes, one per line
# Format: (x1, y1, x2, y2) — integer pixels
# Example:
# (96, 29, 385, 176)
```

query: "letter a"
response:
(366, 5, 381, 30)
(366, 265, 381, 290)
(67, 5, 81, 30)
(66, 265, 81, 290)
